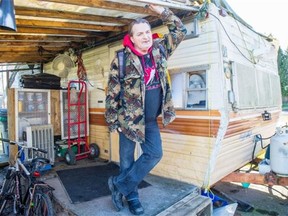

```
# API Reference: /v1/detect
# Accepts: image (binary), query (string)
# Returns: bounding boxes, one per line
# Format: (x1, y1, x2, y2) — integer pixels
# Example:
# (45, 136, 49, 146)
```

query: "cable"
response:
(252, 133, 275, 160)
(244, 133, 276, 172)
(209, 12, 256, 64)
(234, 17, 256, 63)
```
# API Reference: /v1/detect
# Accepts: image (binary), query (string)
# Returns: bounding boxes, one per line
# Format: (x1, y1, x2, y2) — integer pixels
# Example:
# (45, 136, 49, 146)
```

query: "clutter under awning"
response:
(0, 0, 200, 64)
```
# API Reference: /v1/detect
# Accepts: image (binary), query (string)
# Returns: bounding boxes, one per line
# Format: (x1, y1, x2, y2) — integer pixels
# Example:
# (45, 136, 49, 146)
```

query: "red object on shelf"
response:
(67, 80, 89, 161)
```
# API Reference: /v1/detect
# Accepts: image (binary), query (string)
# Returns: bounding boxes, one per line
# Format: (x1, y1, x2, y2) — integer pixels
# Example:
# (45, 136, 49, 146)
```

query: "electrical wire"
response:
(245, 124, 288, 172)
(234, 17, 256, 63)
(243, 133, 276, 173)
(252, 133, 275, 160)
(209, 12, 256, 64)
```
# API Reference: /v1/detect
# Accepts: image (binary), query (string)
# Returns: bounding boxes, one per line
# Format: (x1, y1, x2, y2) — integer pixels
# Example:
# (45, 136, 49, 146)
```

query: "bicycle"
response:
(0, 138, 55, 216)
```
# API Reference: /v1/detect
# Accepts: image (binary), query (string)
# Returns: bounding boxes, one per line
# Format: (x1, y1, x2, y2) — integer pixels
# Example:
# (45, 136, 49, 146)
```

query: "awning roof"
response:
(0, 0, 199, 64)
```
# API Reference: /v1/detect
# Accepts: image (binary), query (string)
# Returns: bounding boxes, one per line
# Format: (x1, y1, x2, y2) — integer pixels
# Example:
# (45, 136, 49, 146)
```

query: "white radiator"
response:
(26, 124, 54, 165)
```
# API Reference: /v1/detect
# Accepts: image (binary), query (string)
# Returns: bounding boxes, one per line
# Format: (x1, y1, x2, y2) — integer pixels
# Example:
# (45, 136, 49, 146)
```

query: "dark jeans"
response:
(114, 121, 163, 201)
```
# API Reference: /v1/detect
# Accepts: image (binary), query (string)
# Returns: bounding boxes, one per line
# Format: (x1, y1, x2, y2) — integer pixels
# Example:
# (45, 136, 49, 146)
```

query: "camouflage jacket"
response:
(105, 9, 187, 143)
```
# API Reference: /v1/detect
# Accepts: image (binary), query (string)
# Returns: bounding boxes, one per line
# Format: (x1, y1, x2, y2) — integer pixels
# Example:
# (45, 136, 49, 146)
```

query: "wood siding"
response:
(158, 111, 219, 137)
(89, 125, 110, 160)
(89, 109, 106, 126)
(151, 133, 216, 187)
(89, 108, 109, 159)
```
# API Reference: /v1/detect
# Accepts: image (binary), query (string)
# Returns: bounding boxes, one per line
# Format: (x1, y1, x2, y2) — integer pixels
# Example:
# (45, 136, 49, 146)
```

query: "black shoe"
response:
(108, 176, 124, 211)
(127, 199, 144, 215)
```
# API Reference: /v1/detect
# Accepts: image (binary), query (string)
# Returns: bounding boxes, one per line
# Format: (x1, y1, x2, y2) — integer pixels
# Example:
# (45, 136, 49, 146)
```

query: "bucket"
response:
(270, 128, 288, 175)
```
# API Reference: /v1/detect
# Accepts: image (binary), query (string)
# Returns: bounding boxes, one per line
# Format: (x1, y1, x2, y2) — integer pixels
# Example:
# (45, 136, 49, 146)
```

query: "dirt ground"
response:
(213, 181, 288, 216)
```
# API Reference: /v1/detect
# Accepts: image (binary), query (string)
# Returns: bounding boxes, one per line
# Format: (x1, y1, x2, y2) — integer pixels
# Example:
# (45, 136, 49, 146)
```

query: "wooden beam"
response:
(221, 172, 266, 184)
(0, 27, 96, 36)
(0, 35, 91, 42)
(221, 172, 288, 186)
(40, 0, 154, 15)
(0, 56, 51, 63)
(131, 0, 199, 11)
(15, 6, 133, 25)
(0, 47, 65, 52)
(0, 55, 53, 64)
(16, 19, 123, 32)
(0, 52, 53, 56)
(0, 42, 75, 47)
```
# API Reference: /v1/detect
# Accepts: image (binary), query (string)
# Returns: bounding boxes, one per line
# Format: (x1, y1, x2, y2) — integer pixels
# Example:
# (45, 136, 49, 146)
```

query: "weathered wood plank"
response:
(0, 27, 101, 36)
(0, 42, 73, 47)
(0, 35, 89, 41)
(16, 19, 123, 32)
(7, 88, 17, 164)
(221, 172, 288, 186)
(0, 56, 50, 63)
(0, 47, 64, 52)
(15, 6, 133, 25)
(40, 0, 154, 15)
(89, 125, 110, 159)
(156, 193, 212, 216)
(131, 0, 199, 11)
(50, 90, 61, 136)
(89, 113, 106, 126)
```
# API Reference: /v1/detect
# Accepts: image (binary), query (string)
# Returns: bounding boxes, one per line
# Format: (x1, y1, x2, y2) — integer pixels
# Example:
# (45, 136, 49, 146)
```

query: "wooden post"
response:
(7, 88, 17, 164)
(50, 90, 61, 136)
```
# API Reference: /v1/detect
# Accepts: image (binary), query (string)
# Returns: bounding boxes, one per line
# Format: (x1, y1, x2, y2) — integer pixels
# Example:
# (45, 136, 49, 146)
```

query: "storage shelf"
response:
(15, 89, 51, 142)
(19, 111, 48, 115)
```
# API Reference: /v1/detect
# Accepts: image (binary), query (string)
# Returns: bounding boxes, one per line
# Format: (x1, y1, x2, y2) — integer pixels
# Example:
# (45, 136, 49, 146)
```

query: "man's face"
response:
(130, 23, 153, 54)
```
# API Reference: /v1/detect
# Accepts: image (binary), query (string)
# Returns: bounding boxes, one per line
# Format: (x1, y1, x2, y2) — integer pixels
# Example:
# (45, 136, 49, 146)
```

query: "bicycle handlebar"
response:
(36, 148, 48, 154)
(0, 138, 48, 154)
(0, 138, 16, 144)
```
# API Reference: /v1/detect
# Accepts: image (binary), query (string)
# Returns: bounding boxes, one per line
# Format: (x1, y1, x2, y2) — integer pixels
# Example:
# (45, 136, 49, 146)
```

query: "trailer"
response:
(42, 0, 282, 214)
(80, 1, 281, 190)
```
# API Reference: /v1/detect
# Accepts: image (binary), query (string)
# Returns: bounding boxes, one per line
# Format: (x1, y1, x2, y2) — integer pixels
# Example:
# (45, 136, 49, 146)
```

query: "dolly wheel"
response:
(65, 148, 76, 165)
(89, 143, 100, 159)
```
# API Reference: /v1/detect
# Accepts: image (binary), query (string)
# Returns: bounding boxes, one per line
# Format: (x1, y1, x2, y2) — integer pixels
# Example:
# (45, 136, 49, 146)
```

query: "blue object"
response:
(241, 182, 250, 188)
(39, 164, 52, 171)
(18, 146, 25, 162)
(201, 190, 228, 207)
(265, 145, 270, 160)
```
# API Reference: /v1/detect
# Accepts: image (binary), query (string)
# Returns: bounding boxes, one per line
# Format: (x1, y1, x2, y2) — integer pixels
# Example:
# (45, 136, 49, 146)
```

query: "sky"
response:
(227, 0, 288, 49)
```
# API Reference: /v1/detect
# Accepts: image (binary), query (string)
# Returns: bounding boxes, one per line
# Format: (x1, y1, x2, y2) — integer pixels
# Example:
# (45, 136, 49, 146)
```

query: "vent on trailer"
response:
(26, 124, 54, 165)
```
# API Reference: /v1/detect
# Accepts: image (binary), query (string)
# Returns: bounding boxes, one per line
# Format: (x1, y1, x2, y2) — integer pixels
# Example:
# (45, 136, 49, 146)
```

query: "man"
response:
(105, 4, 187, 215)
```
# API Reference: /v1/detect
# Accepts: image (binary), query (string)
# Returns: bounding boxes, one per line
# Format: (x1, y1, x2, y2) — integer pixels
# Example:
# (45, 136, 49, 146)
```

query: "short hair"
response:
(128, 18, 151, 36)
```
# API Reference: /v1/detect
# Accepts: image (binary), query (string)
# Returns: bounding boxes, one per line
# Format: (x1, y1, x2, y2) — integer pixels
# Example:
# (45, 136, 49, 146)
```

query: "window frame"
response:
(184, 70, 208, 110)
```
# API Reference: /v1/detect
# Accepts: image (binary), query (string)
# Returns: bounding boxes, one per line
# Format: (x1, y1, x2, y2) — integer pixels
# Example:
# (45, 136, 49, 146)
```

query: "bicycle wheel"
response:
(25, 191, 54, 216)
(0, 170, 16, 215)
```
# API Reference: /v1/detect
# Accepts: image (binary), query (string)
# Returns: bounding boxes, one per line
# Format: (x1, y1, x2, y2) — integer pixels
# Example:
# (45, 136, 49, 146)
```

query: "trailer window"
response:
(185, 71, 207, 109)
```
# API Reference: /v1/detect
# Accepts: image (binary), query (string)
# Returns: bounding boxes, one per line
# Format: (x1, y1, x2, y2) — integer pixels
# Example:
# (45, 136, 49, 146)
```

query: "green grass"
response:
(282, 103, 288, 110)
